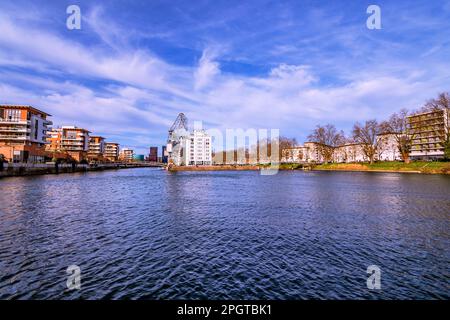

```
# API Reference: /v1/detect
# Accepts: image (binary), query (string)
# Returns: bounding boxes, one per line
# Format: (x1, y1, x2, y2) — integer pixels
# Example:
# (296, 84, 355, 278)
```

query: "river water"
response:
(0, 168, 449, 299)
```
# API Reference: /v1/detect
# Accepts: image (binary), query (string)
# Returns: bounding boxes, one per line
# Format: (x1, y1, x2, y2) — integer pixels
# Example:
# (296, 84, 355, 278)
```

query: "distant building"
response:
(167, 129, 212, 166)
(303, 142, 326, 163)
(281, 146, 309, 163)
(162, 145, 168, 163)
(377, 133, 402, 161)
(120, 148, 134, 162)
(47, 126, 90, 162)
(333, 143, 366, 163)
(104, 142, 120, 162)
(88, 136, 105, 161)
(0, 105, 52, 163)
(408, 109, 449, 160)
(149, 146, 158, 162)
(281, 138, 401, 164)
(133, 154, 145, 161)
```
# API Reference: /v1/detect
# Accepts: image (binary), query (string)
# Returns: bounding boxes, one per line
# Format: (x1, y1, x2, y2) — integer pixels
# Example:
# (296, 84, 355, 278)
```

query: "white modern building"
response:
(184, 129, 212, 165)
(167, 129, 212, 166)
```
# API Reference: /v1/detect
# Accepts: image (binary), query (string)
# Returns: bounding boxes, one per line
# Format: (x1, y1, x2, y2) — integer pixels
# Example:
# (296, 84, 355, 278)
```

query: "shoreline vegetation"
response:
(312, 161, 450, 174)
(168, 161, 450, 175)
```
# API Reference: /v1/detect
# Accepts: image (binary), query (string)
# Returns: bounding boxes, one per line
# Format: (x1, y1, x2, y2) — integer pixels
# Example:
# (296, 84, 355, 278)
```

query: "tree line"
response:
(306, 92, 450, 164)
(212, 92, 449, 164)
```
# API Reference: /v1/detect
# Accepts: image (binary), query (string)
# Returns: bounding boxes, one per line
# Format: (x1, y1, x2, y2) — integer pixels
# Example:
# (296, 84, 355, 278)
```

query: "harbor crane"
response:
(166, 113, 189, 166)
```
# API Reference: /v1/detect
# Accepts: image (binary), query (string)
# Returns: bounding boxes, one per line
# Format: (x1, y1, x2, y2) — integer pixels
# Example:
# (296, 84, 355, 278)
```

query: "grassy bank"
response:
(314, 161, 450, 174)
(167, 162, 450, 174)
(168, 165, 260, 171)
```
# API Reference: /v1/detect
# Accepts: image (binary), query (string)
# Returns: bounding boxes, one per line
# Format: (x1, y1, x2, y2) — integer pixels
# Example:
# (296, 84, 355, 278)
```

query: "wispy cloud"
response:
(0, 0, 449, 153)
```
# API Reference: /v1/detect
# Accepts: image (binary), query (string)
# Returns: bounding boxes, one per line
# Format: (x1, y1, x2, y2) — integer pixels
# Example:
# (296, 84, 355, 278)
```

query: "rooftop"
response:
(0, 104, 51, 117)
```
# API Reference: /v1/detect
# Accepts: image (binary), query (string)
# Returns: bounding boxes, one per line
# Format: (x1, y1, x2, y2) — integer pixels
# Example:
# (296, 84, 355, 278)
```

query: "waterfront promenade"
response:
(0, 162, 163, 178)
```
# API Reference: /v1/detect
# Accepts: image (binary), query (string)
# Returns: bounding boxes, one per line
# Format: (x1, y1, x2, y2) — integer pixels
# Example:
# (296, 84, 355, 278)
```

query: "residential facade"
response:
(0, 105, 52, 163)
(168, 129, 212, 166)
(407, 109, 449, 160)
(303, 142, 327, 163)
(88, 136, 105, 161)
(377, 133, 402, 161)
(184, 129, 212, 165)
(46, 126, 90, 162)
(104, 142, 120, 162)
(281, 146, 309, 163)
(281, 134, 401, 164)
(120, 148, 134, 162)
(333, 143, 367, 163)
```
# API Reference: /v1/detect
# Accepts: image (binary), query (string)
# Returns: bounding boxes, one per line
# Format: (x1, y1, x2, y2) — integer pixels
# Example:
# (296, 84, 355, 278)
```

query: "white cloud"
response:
(0, 3, 449, 151)
(194, 49, 221, 90)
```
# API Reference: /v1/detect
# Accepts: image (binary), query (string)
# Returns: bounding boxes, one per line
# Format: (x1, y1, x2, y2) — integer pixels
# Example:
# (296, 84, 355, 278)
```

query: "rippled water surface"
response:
(0, 168, 449, 299)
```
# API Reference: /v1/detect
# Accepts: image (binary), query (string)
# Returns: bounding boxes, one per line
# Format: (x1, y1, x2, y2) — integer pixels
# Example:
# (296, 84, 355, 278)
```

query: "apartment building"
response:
(377, 133, 402, 161)
(303, 142, 326, 163)
(333, 143, 367, 163)
(46, 126, 90, 162)
(408, 109, 449, 160)
(104, 142, 120, 162)
(120, 148, 134, 162)
(280, 143, 327, 163)
(281, 134, 401, 164)
(184, 129, 212, 165)
(281, 146, 309, 163)
(88, 136, 105, 161)
(0, 105, 52, 162)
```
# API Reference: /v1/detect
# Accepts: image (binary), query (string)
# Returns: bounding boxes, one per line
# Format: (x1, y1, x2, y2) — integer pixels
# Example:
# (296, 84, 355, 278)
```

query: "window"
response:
(34, 120, 38, 139)
(65, 131, 77, 139)
(6, 109, 21, 121)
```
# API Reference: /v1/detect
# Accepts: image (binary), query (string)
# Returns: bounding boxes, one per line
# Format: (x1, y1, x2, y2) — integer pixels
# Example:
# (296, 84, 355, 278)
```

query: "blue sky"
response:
(1, 0, 450, 155)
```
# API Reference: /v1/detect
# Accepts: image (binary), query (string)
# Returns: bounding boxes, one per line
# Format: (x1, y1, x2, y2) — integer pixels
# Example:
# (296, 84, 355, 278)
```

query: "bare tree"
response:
(422, 92, 450, 112)
(256, 136, 297, 163)
(278, 137, 297, 157)
(308, 124, 345, 163)
(380, 109, 414, 163)
(352, 120, 384, 164)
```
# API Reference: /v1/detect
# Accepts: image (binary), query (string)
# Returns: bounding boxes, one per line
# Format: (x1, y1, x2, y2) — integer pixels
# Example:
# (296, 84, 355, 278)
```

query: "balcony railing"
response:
(0, 135, 27, 140)
(0, 119, 30, 124)
(0, 127, 28, 132)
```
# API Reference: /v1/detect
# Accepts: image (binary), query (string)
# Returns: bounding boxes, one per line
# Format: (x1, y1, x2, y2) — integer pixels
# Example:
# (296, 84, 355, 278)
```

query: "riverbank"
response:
(168, 164, 260, 171)
(313, 161, 450, 174)
(167, 161, 450, 174)
(0, 162, 162, 178)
